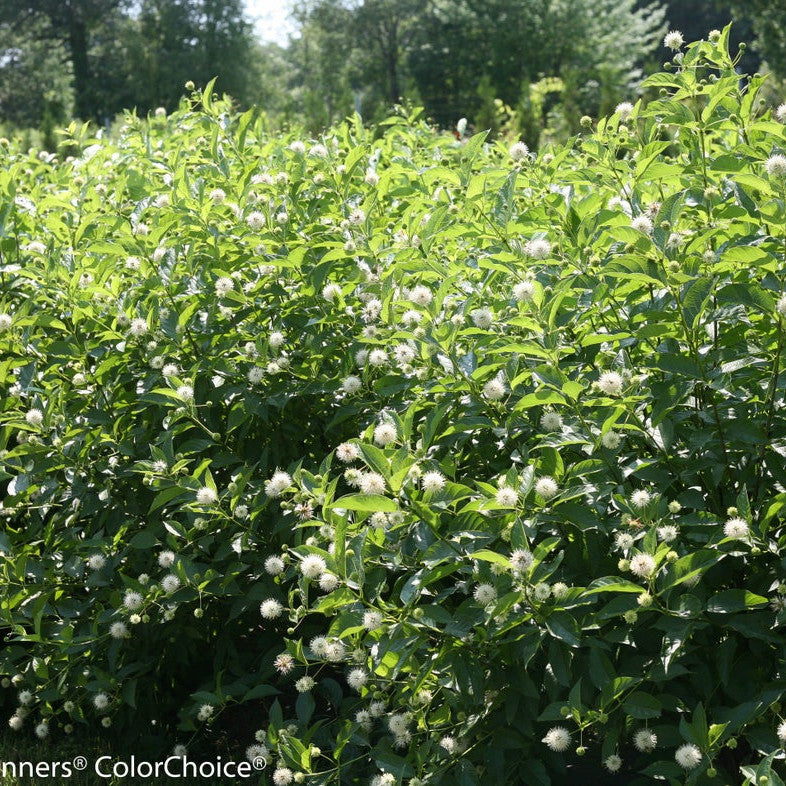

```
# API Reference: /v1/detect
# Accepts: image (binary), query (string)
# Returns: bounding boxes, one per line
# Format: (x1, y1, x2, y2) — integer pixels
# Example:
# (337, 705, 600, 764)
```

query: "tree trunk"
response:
(68, 9, 91, 119)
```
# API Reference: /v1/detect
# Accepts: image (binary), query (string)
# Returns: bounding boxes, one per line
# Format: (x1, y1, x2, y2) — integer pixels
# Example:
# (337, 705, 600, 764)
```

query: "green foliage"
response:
(2, 27, 786, 785)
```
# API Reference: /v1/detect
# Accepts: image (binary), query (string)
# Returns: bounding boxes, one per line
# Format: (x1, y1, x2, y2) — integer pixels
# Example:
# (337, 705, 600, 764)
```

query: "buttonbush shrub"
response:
(2, 26, 786, 785)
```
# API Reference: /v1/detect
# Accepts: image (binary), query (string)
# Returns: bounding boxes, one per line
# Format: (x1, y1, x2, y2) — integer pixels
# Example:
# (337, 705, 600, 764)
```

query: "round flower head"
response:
(336, 442, 360, 462)
(0, 313, 12, 332)
(373, 422, 397, 447)
(363, 610, 383, 630)
(664, 30, 684, 50)
(158, 550, 176, 568)
(196, 487, 217, 505)
(630, 489, 651, 509)
(473, 583, 497, 606)
(723, 517, 748, 539)
(542, 726, 571, 752)
(360, 472, 386, 495)
(265, 470, 292, 498)
(347, 668, 367, 691)
(215, 276, 234, 296)
(87, 554, 106, 571)
(35, 721, 48, 739)
(631, 215, 653, 235)
(513, 280, 536, 302)
(777, 294, 786, 316)
(615, 102, 634, 122)
(510, 548, 533, 573)
(246, 211, 265, 230)
(319, 572, 339, 592)
(93, 693, 110, 710)
(776, 104, 786, 124)
(123, 591, 143, 611)
(264, 555, 285, 575)
(657, 524, 678, 543)
(675, 743, 702, 769)
(598, 371, 624, 396)
(766, 155, 786, 177)
(470, 308, 493, 329)
(633, 728, 657, 752)
(540, 411, 562, 432)
(510, 141, 529, 161)
(295, 676, 315, 693)
(300, 554, 327, 580)
(25, 408, 44, 427)
(260, 599, 283, 619)
(410, 285, 433, 306)
(615, 532, 634, 551)
(483, 378, 506, 401)
(526, 238, 551, 260)
(162, 574, 180, 593)
(604, 754, 622, 773)
(342, 375, 362, 394)
(777, 719, 786, 743)
(110, 621, 128, 639)
(272, 768, 293, 786)
(602, 430, 622, 450)
(495, 486, 518, 507)
(129, 317, 148, 336)
(368, 349, 388, 367)
(421, 471, 446, 493)
(535, 476, 558, 500)
(629, 553, 656, 579)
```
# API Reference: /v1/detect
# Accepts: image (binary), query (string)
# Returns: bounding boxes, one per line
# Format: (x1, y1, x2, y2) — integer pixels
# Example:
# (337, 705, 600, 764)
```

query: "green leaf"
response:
(326, 494, 397, 512)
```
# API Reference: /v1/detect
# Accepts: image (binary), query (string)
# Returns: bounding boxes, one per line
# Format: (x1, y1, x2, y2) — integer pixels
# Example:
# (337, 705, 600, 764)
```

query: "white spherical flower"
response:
(272, 767, 294, 786)
(473, 583, 497, 606)
(265, 470, 292, 498)
(777, 294, 786, 316)
(410, 285, 434, 306)
(162, 363, 179, 378)
(342, 375, 362, 394)
(373, 422, 397, 447)
(630, 489, 652, 509)
(300, 554, 327, 580)
(388, 713, 410, 736)
(615, 532, 634, 551)
(246, 211, 265, 230)
(616, 102, 634, 122)
(25, 408, 44, 427)
(513, 280, 536, 302)
(509, 141, 529, 161)
(158, 550, 176, 568)
(215, 276, 234, 297)
(8, 715, 23, 731)
(723, 517, 748, 539)
(540, 411, 562, 431)
(123, 591, 143, 611)
(510, 549, 533, 573)
(196, 487, 217, 505)
(664, 30, 684, 50)
(602, 430, 622, 450)
(0, 313, 12, 332)
(129, 318, 148, 336)
(360, 472, 386, 495)
(483, 378, 506, 401)
(657, 524, 678, 543)
(325, 640, 345, 661)
(629, 553, 656, 579)
(364, 169, 379, 186)
(248, 367, 264, 384)
(633, 729, 657, 753)
(777, 719, 786, 743)
(349, 208, 366, 225)
(87, 554, 106, 571)
(176, 384, 194, 402)
(542, 726, 571, 752)
(368, 349, 388, 367)
(598, 371, 624, 396)
(322, 283, 342, 301)
(470, 307, 493, 329)
(264, 555, 285, 575)
(260, 599, 284, 619)
(162, 574, 181, 593)
(604, 754, 622, 773)
(336, 442, 360, 462)
(347, 668, 368, 691)
(526, 238, 551, 260)
(93, 693, 110, 710)
(319, 572, 340, 592)
(535, 476, 558, 500)
(421, 471, 446, 493)
(295, 676, 315, 693)
(495, 486, 518, 507)
(209, 188, 226, 204)
(675, 743, 702, 769)
(776, 104, 786, 124)
(110, 621, 128, 639)
(766, 155, 786, 177)
(18, 690, 33, 706)
(35, 721, 48, 739)
(631, 215, 653, 235)
(363, 610, 383, 630)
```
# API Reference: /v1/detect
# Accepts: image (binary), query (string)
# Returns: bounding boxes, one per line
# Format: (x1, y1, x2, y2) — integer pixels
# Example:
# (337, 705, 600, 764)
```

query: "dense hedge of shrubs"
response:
(2, 26, 786, 785)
